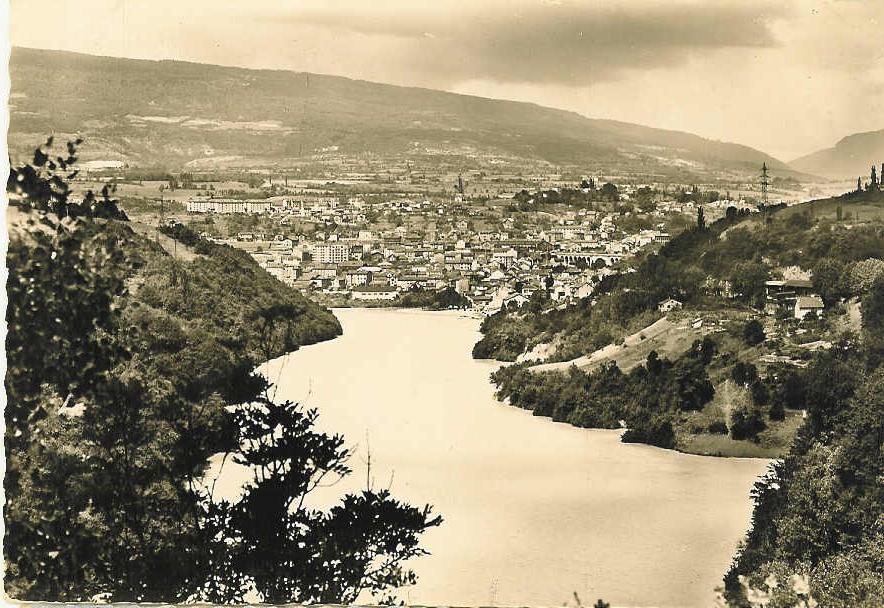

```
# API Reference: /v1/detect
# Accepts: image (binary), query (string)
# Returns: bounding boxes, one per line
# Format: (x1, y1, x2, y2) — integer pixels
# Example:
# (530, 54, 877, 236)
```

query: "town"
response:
(163, 175, 774, 314)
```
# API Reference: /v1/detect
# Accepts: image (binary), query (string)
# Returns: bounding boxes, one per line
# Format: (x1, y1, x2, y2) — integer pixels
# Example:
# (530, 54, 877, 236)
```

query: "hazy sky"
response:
(10, 0, 884, 160)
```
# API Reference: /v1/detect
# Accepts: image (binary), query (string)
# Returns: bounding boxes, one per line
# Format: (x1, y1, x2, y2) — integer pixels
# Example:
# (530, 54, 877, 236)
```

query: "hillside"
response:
(790, 128, 884, 179)
(528, 317, 704, 374)
(477, 190, 884, 458)
(9, 47, 792, 179)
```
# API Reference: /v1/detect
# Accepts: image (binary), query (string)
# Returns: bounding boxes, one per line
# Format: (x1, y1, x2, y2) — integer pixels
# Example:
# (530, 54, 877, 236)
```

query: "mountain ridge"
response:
(9, 46, 793, 178)
(790, 128, 884, 179)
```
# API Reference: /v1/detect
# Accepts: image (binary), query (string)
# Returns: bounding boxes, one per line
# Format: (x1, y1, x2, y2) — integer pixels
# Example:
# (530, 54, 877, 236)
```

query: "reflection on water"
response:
(212, 308, 768, 608)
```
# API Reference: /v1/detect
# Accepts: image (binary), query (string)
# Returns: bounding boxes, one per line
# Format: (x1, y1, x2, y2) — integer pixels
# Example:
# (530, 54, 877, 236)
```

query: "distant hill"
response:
(9, 47, 791, 178)
(790, 129, 884, 179)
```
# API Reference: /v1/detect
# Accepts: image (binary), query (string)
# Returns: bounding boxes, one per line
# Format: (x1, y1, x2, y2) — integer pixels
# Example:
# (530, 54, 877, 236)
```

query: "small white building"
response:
(658, 298, 683, 313)
(794, 295, 824, 320)
(351, 284, 398, 301)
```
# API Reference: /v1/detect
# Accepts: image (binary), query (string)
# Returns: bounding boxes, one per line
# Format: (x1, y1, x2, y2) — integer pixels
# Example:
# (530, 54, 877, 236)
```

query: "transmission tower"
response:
(760, 162, 770, 205)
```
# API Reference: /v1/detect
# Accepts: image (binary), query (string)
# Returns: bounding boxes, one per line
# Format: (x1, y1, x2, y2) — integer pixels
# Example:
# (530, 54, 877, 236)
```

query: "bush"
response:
(769, 400, 786, 421)
(751, 380, 770, 406)
(707, 420, 729, 434)
(622, 416, 676, 449)
(732, 361, 759, 386)
(730, 400, 767, 440)
(743, 319, 766, 345)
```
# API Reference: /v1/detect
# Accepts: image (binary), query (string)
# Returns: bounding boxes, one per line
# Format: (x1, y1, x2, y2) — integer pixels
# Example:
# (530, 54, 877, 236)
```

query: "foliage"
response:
(196, 396, 442, 604)
(730, 261, 769, 308)
(491, 344, 716, 449)
(5, 142, 437, 603)
(729, 396, 767, 441)
(397, 286, 471, 310)
(621, 415, 676, 449)
(725, 342, 883, 605)
(812, 257, 851, 305)
(743, 319, 766, 346)
(849, 258, 884, 293)
(7, 137, 127, 220)
(861, 274, 884, 364)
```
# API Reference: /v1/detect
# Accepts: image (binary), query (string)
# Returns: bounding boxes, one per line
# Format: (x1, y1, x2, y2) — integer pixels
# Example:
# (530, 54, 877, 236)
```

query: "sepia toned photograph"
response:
(3, 1, 883, 607)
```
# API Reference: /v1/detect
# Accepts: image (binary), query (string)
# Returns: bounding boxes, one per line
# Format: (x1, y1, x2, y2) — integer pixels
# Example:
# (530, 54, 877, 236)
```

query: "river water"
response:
(211, 308, 769, 607)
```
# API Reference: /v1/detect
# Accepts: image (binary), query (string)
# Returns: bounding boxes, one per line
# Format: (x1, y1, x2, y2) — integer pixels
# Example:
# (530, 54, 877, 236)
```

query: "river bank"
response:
(211, 308, 769, 608)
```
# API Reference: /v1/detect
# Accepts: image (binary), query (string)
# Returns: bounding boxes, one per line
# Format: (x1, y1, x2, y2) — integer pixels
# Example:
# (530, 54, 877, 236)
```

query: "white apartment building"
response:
(313, 242, 350, 264)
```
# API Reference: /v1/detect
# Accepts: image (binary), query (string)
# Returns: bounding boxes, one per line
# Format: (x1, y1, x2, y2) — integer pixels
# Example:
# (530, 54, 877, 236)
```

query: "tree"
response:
(691, 336, 717, 365)
(621, 415, 675, 449)
(5, 138, 440, 604)
(812, 258, 850, 305)
(646, 350, 663, 375)
(750, 380, 770, 407)
(600, 182, 619, 202)
(743, 319, 766, 345)
(861, 274, 884, 364)
(206, 395, 442, 604)
(7, 137, 126, 220)
(732, 361, 759, 386)
(729, 393, 766, 440)
(849, 258, 884, 293)
(697, 206, 706, 230)
(769, 368, 805, 416)
(731, 261, 769, 308)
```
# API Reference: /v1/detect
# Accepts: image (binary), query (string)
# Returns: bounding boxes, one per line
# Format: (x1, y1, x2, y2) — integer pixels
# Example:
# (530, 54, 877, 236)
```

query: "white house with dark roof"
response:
(794, 295, 824, 320)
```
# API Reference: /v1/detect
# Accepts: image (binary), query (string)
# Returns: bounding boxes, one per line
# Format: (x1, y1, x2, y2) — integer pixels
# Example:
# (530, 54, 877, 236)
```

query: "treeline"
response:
(5, 139, 440, 603)
(491, 338, 719, 449)
(724, 277, 884, 606)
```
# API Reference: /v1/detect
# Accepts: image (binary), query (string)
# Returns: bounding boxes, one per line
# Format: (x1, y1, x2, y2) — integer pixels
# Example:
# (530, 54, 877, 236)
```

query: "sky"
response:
(9, 0, 884, 160)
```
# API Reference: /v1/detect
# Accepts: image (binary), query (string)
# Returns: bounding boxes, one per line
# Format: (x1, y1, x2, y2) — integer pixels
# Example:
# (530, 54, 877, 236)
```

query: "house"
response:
(766, 279, 814, 304)
(794, 295, 824, 320)
(345, 270, 371, 288)
(313, 264, 338, 279)
(658, 298, 683, 313)
(351, 284, 398, 301)
(502, 293, 529, 309)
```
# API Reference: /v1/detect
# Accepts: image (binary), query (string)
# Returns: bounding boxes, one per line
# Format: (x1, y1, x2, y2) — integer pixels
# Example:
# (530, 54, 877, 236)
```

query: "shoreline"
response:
(301, 307, 777, 461)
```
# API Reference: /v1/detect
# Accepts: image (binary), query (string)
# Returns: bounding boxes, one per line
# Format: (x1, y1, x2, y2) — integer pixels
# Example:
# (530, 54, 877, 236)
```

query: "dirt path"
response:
(530, 316, 704, 374)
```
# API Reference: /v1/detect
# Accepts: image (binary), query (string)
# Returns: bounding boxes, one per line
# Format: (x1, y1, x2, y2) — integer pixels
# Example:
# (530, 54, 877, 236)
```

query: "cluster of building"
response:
(658, 276, 826, 321)
(190, 194, 678, 313)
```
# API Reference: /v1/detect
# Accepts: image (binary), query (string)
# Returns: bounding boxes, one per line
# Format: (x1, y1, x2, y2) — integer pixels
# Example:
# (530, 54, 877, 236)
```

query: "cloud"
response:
(273, 0, 790, 86)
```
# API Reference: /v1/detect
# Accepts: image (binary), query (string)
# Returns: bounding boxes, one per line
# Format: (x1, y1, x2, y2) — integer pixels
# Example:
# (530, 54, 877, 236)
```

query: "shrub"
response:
(622, 416, 676, 449)
(707, 420, 729, 435)
(769, 400, 786, 421)
(730, 400, 767, 440)
(743, 319, 766, 345)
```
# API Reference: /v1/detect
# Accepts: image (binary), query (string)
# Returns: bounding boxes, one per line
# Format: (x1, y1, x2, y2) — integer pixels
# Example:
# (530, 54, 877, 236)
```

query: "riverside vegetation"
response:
(475, 191, 884, 605)
(4, 139, 441, 603)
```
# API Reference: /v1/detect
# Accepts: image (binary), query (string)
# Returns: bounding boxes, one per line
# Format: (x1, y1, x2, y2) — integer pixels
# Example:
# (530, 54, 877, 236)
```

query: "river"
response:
(211, 308, 769, 607)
